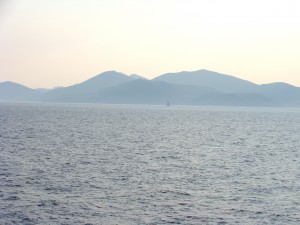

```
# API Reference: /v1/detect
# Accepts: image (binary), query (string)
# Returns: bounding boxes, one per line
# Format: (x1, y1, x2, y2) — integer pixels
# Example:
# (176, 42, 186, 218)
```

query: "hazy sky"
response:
(0, 0, 300, 88)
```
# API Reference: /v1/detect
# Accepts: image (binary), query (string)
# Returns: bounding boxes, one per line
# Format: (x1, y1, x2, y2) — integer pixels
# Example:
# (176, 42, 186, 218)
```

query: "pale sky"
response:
(0, 0, 300, 88)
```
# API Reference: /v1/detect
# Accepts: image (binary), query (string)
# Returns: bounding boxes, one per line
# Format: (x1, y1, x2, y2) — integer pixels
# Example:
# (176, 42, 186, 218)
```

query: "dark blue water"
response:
(0, 103, 299, 224)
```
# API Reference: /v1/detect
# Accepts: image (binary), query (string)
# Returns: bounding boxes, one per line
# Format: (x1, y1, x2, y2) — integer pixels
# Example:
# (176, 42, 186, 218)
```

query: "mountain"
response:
(0, 81, 40, 102)
(194, 92, 273, 107)
(91, 79, 216, 105)
(153, 69, 258, 93)
(1, 69, 299, 107)
(257, 82, 300, 106)
(35, 88, 51, 93)
(90, 79, 274, 106)
(130, 74, 148, 80)
(42, 71, 135, 102)
(153, 69, 300, 106)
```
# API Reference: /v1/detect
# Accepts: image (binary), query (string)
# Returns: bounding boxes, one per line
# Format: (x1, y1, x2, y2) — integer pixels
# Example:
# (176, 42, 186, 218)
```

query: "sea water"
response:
(0, 103, 299, 224)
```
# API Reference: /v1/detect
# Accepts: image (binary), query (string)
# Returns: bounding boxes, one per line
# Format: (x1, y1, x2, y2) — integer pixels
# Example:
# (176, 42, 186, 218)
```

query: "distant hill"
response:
(42, 71, 135, 102)
(91, 79, 273, 106)
(91, 79, 215, 105)
(257, 82, 300, 106)
(35, 88, 51, 93)
(0, 81, 40, 102)
(130, 74, 148, 80)
(1, 69, 300, 107)
(194, 92, 273, 107)
(153, 69, 300, 106)
(154, 69, 258, 93)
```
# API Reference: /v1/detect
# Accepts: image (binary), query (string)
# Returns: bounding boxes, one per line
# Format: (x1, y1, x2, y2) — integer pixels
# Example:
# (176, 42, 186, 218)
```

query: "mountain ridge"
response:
(1, 69, 299, 107)
(0, 81, 40, 102)
(153, 69, 259, 93)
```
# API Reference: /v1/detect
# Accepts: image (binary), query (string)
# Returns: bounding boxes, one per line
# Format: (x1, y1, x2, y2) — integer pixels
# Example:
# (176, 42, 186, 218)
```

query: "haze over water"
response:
(1, 103, 299, 224)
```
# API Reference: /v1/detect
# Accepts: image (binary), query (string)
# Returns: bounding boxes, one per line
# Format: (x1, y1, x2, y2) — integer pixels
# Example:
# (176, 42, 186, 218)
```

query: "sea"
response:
(0, 103, 299, 225)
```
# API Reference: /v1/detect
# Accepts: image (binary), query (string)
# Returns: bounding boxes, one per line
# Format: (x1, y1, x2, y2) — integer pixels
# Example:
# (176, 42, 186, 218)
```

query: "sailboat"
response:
(166, 100, 170, 107)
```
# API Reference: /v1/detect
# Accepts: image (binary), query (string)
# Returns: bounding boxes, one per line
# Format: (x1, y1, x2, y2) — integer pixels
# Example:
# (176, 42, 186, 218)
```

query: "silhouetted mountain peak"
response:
(0, 81, 38, 102)
(82, 71, 129, 83)
(260, 82, 298, 89)
(41, 70, 135, 101)
(0, 81, 29, 88)
(154, 69, 258, 93)
(0, 81, 35, 91)
(130, 74, 147, 80)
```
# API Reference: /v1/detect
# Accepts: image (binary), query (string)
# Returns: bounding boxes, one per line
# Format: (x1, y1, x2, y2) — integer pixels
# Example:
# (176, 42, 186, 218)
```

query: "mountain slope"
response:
(92, 79, 216, 105)
(90, 79, 273, 106)
(42, 71, 135, 101)
(0, 81, 39, 102)
(258, 82, 300, 106)
(153, 69, 258, 93)
(1, 69, 300, 107)
(194, 92, 273, 107)
(130, 74, 148, 80)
